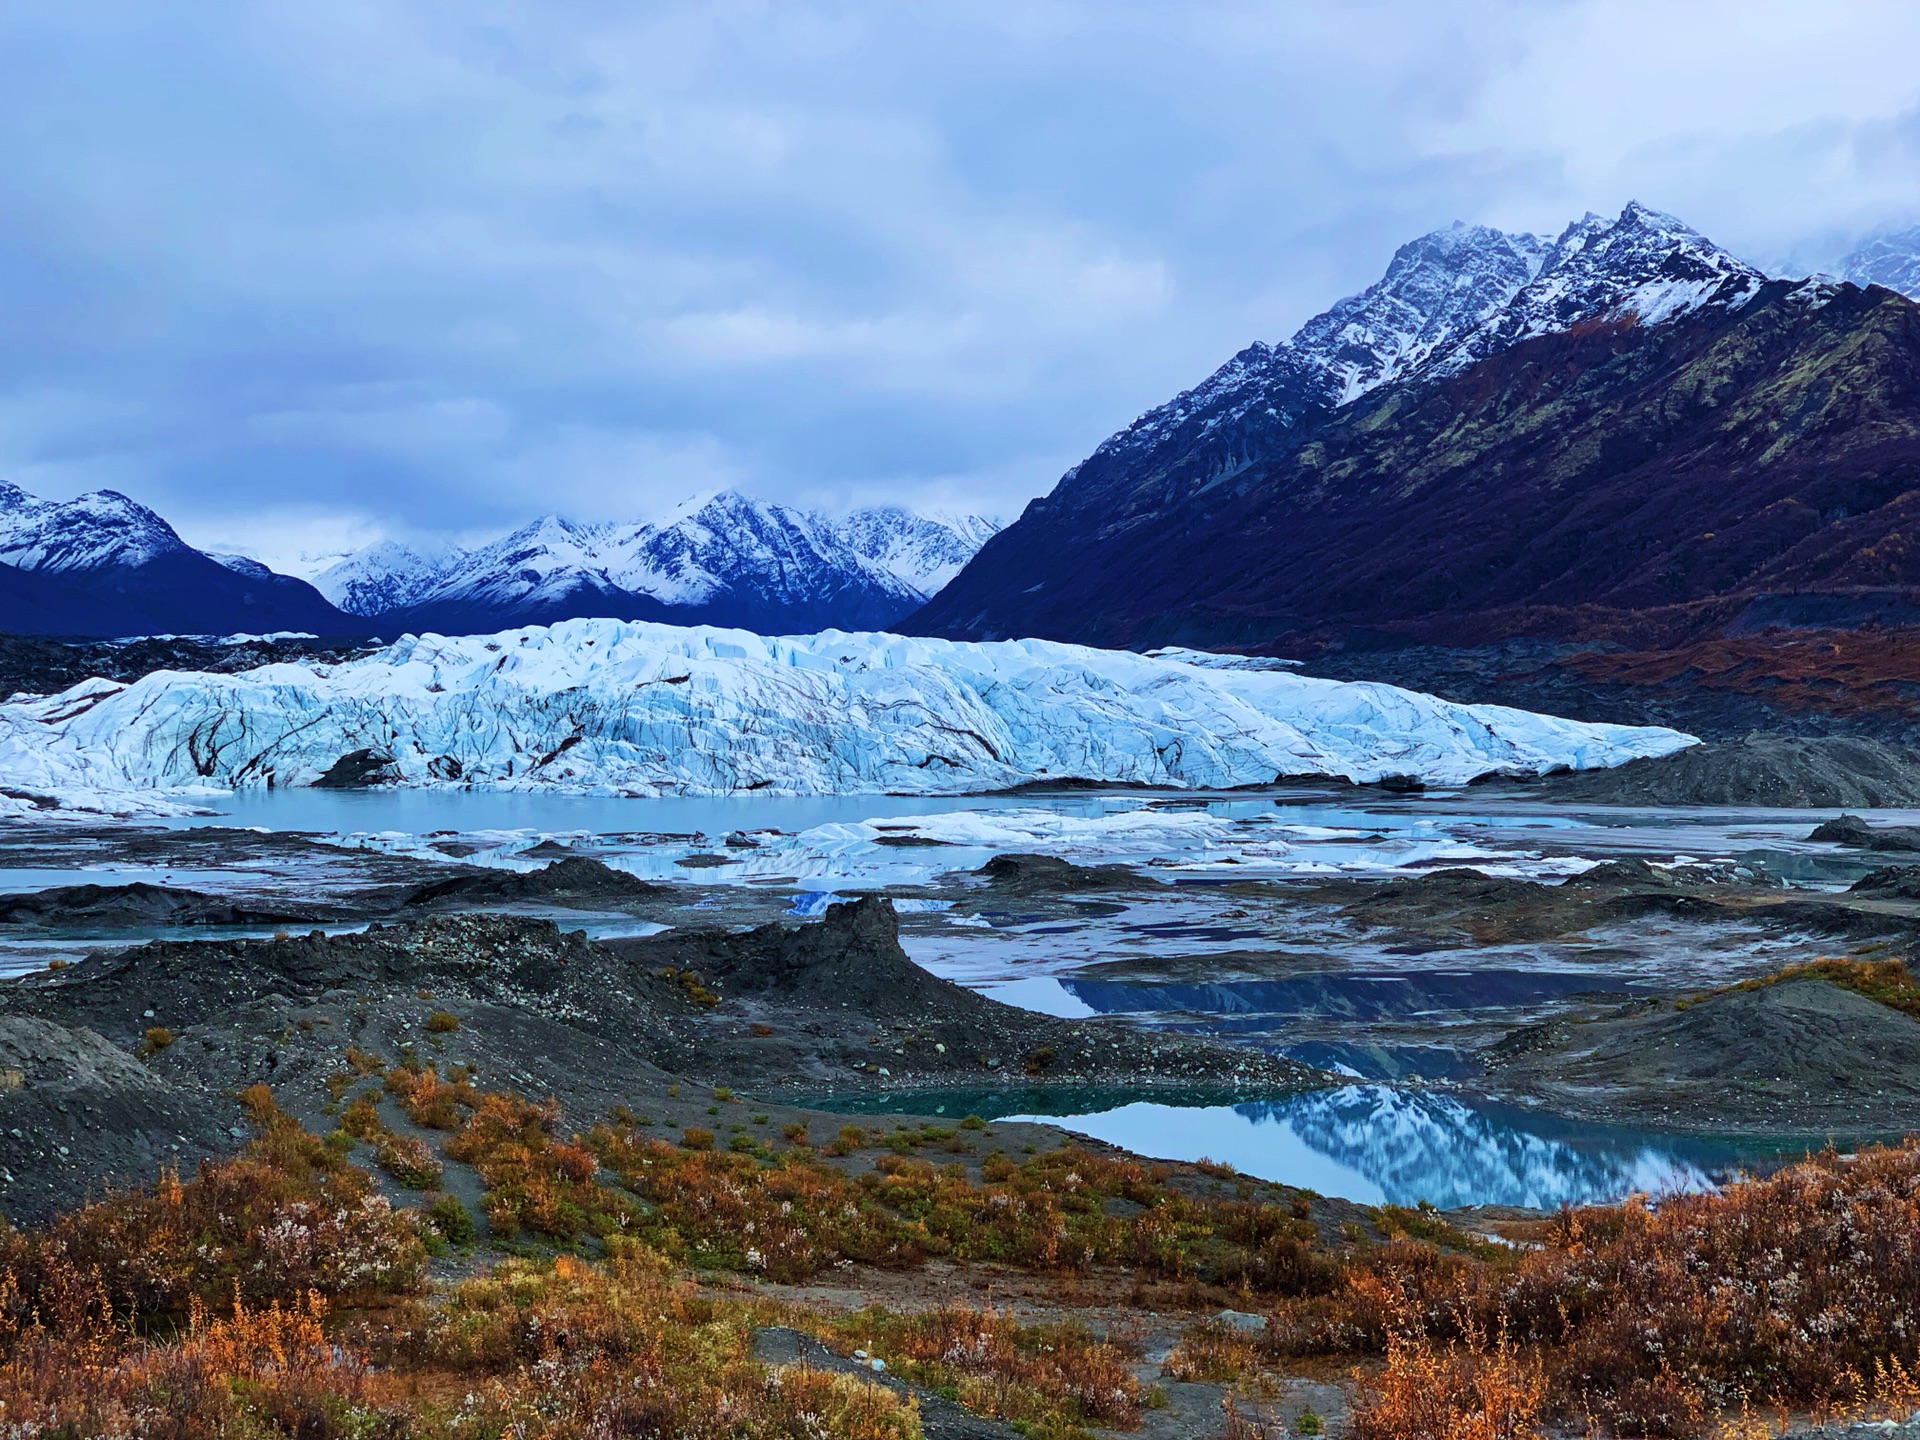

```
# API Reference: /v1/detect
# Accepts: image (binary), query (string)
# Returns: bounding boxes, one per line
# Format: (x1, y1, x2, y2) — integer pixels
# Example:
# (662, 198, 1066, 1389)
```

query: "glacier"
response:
(0, 617, 1695, 810)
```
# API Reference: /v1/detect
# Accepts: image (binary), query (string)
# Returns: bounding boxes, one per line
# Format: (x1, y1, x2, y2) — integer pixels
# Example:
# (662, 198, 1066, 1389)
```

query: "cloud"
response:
(2, 0, 1918, 553)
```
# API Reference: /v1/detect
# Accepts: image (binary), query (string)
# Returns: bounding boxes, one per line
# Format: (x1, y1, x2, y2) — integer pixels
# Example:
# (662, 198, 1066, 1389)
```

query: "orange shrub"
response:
(384, 1063, 480, 1130)
(587, 1124, 1333, 1289)
(1270, 1142, 1920, 1436)
(837, 1304, 1144, 1431)
(1348, 1323, 1549, 1440)
(0, 1128, 424, 1330)
(444, 1092, 635, 1242)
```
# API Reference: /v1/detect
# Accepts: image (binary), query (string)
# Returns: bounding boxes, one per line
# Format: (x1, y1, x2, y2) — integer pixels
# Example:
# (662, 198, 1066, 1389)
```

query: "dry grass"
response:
(833, 1305, 1142, 1440)
(1709, 955, 1920, 1020)
(1347, 1322, 1549, 1440)
(8, 1075, 1917, 1437)
(589, 1121, 1340, 1289)
(1269, 1141, 1920, 1436)
(444, 1090, 637, 1242)
(0, 1092, 424, 1329)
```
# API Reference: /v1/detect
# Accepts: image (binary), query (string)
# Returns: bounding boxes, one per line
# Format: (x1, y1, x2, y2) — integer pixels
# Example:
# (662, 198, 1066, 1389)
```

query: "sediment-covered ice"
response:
(0, 618, 1694, 808)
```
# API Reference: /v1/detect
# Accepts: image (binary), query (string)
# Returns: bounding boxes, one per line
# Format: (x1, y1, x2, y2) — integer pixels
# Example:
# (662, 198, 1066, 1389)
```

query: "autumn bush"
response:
(445, 1090, 637, 1242)
(1347, 1322, 1549, 1440)
(589, 1122, 1337, 1290)
(1272, 1142, 1920, 1436)
(406, 1250, 918, 1440)
(0, 1245, 919, 1439)
(0, 1290, 392, 1439)
(384, 1061, 481, 1130)
(0, 1100, 425, 1329)
(835, 1304, 1142, 1440)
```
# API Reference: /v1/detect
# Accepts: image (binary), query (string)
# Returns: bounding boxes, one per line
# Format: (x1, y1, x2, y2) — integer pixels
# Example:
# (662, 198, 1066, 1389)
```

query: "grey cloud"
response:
(2, 0, 1918, 567)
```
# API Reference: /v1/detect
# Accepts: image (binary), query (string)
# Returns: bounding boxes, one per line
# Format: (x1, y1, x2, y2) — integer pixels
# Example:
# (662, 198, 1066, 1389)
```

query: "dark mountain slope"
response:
(38, 548, 358, 639)
(914, 280, 1920, 650)
(0, 561, 144, 638)
(0, 484, 359, 639)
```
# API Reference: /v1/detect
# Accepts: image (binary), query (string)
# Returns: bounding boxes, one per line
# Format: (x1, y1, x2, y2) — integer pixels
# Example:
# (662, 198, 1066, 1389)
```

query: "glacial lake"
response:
(10, 784, 1906, 1208)
(814, 1083, 1842, 1210)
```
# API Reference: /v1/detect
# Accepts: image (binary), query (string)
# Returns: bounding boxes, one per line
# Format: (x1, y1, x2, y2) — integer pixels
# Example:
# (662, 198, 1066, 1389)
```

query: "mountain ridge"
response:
(0, 485, 354, 640)
(315, 493, 998, 636)
(910, 204, 1920, 653)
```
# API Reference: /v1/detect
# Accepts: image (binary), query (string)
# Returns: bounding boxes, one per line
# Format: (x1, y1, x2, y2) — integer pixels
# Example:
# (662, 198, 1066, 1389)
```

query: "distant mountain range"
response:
(0, 483, 997, 640)
(912, 203, 1920, 656)
(310, 494, 998, 636)
(0, 484, 348, 639)
(9, 204, 1920, 664)
(1840, 225, 1920, 297)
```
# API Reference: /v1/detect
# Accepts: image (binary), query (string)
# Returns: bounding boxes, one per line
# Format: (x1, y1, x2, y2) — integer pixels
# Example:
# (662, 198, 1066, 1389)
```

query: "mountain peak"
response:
(0, 482, 190, 572)
(311, 497, 999, 630)
(1840, 224, 1920, 300)
(1290, 221, 1551, 404)
(1429, 201, 1764, 374)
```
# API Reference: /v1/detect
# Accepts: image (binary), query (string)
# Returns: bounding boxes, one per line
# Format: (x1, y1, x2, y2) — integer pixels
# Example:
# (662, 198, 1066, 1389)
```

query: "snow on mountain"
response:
(312, 539, 465, 618)
(207, 552, 276, 581)
(594, 491, 922, 611)
(0, 484, 356, 639)
(1081, 219, 1555, 475)
(0, 483, 191, 572)
(839, 506, 1002, 594)
(1078, 203, 1765, 484)
(407, 515, 615, 617)
(0, 616, 1694, 808)
(1429, 202, 1765, 375)
(316, 492, 998, 631)
(1840, 224, 1920, 299)
(1086, 341, 1328, 472)
(1289, 223, 1553, 405)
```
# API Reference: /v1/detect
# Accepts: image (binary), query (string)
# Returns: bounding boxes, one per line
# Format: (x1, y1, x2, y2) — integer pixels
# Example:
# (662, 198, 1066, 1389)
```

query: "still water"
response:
(818, 1083, 1845, 1209)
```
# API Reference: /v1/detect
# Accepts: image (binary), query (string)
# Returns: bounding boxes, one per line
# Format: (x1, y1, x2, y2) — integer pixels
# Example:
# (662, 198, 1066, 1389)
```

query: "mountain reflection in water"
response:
(819, 1084, 1813, 1208)
(1241, 1086, 1719, 1209)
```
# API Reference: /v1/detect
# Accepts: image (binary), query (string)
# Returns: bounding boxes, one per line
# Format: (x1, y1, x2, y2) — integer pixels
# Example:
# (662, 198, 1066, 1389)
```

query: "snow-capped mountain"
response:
(1840, 224, 1920, 299)
(1427, 201, 1764, 375)
(1289, 222, 1554, 405)
(913, 200, 1906, 648)
(0, 616, 1693, 810)
(0, 483, 189, 572)
(310, 539, 464, 619)
(1073, 202, 1761, 496)
(315, 492, 998, 635)
(0, 483, 352, 639)
(839, 506, 1002, 594)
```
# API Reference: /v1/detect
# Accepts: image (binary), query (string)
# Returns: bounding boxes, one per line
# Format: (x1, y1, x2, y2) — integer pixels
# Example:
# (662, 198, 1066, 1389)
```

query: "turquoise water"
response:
(817, 1084, 1849, 1209)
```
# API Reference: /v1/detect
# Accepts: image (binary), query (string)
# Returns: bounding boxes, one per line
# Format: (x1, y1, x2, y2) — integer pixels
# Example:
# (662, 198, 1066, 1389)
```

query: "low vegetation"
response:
(1272, 1141, 1920, 1436)
(1707, 954, 1920, 1020)
(1, 1076, 1917, 1438)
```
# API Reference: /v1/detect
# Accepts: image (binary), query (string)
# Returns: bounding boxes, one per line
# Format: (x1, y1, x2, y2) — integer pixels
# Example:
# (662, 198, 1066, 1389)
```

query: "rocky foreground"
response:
(0, 897, 1317, 1224)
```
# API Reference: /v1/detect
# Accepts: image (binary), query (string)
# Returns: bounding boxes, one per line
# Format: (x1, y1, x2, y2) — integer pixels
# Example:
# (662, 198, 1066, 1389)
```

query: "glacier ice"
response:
(0, 617, 1695, 809)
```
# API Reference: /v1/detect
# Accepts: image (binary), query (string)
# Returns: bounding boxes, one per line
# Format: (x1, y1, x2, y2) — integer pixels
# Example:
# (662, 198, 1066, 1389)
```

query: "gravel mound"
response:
(402, 857, 672, 907)
(0, 1016, 236, 1224)
(0, 881, 314, 928)
(1482, 977, 1920, 1132)
(1808, 815, 1920, 852)
(619, 898, 1318, 1094)
(0, 915, 702, 1056)
(1304, 865, 1730, 946)
(973, 853, 1159, 891)
(1533, 734, 1920, 807)
(1851, 866, 1920, 899)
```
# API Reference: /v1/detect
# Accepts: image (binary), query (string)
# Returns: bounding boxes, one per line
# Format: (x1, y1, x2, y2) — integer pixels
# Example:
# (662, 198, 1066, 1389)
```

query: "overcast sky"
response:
(6, 1, 1920, 570)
